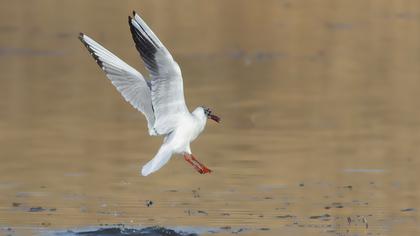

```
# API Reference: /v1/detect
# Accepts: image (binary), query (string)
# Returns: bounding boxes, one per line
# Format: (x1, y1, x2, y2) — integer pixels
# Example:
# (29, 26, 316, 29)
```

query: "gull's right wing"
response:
(79, 33, 157, 135)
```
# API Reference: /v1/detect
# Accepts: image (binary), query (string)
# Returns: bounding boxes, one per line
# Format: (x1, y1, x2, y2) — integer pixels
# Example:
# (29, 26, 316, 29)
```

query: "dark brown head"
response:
(203, 107, 221, 123)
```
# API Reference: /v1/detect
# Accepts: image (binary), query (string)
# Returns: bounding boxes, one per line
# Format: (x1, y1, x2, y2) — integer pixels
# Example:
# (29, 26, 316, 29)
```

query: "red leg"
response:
(191, 155, 212, 174)
(184, 154, 212, 174)
(184, 155, 204, 174)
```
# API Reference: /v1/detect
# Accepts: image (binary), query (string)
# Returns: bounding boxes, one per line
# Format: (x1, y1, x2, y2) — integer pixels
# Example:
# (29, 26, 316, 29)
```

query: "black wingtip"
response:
(77, 33, 103, 68)
(132, 10, 136, 16)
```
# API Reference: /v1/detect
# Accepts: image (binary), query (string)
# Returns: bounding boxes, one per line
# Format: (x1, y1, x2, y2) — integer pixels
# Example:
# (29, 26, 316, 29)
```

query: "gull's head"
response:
(200, 106, 221, 123)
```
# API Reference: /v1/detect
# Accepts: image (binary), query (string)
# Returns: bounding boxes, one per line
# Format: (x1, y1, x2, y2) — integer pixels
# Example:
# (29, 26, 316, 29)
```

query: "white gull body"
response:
(79, 11, 219, 176)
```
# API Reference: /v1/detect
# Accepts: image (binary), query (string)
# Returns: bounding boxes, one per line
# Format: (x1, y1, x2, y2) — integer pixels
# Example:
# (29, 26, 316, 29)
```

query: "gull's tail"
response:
(141, 145, 173, 176)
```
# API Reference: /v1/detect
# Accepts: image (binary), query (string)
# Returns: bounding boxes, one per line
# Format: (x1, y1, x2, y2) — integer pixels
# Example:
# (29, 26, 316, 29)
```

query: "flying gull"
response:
(79, 11, 220, 176)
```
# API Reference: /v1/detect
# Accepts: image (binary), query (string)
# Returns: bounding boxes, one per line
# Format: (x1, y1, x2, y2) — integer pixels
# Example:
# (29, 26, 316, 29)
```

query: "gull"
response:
(78, 11, 220, 176)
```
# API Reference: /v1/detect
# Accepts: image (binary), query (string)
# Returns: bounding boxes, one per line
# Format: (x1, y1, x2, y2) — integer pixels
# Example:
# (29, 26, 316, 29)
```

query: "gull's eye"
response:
(203, 108, 211, 116)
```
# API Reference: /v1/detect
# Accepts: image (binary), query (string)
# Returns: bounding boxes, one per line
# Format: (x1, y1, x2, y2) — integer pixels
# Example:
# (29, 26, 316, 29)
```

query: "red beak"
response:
(209, 114, 221, 123)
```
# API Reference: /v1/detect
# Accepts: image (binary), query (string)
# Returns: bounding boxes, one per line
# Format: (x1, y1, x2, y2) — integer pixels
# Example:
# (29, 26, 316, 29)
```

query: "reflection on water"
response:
(1, 0, 420, 235)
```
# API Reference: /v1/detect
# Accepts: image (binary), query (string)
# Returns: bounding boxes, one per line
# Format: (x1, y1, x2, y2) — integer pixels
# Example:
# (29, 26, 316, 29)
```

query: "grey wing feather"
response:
(128, 12, 189, 135)
(79, 33, 157, 135)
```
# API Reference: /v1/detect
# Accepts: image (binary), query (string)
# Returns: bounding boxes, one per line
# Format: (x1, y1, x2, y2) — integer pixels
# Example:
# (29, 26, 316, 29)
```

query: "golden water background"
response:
(0, 0, 420, 235)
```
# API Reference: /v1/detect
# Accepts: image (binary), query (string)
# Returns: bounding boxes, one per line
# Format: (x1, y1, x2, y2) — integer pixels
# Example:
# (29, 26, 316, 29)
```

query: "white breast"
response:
(167, 113, 207, 154)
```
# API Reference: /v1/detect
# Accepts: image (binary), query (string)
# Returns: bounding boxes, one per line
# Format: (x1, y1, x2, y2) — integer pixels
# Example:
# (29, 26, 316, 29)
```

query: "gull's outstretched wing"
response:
(79, 33, 157, 135)
(128, 11, 189, 135)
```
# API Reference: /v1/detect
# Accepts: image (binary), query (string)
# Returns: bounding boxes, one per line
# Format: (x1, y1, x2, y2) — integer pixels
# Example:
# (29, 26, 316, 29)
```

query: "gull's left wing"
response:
(128, 11, 189, 135)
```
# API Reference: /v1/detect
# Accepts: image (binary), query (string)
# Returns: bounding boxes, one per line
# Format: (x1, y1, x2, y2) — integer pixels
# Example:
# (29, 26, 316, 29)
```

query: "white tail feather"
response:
(141, 145, 173, 176)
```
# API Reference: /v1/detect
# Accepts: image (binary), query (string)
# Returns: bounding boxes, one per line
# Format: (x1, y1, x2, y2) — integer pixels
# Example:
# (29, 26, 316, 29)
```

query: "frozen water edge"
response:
(28, 225, 250, 236)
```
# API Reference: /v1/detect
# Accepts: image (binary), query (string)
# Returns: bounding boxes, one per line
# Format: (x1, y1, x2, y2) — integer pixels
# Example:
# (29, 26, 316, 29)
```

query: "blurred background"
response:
(1, 0, 420, 235)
